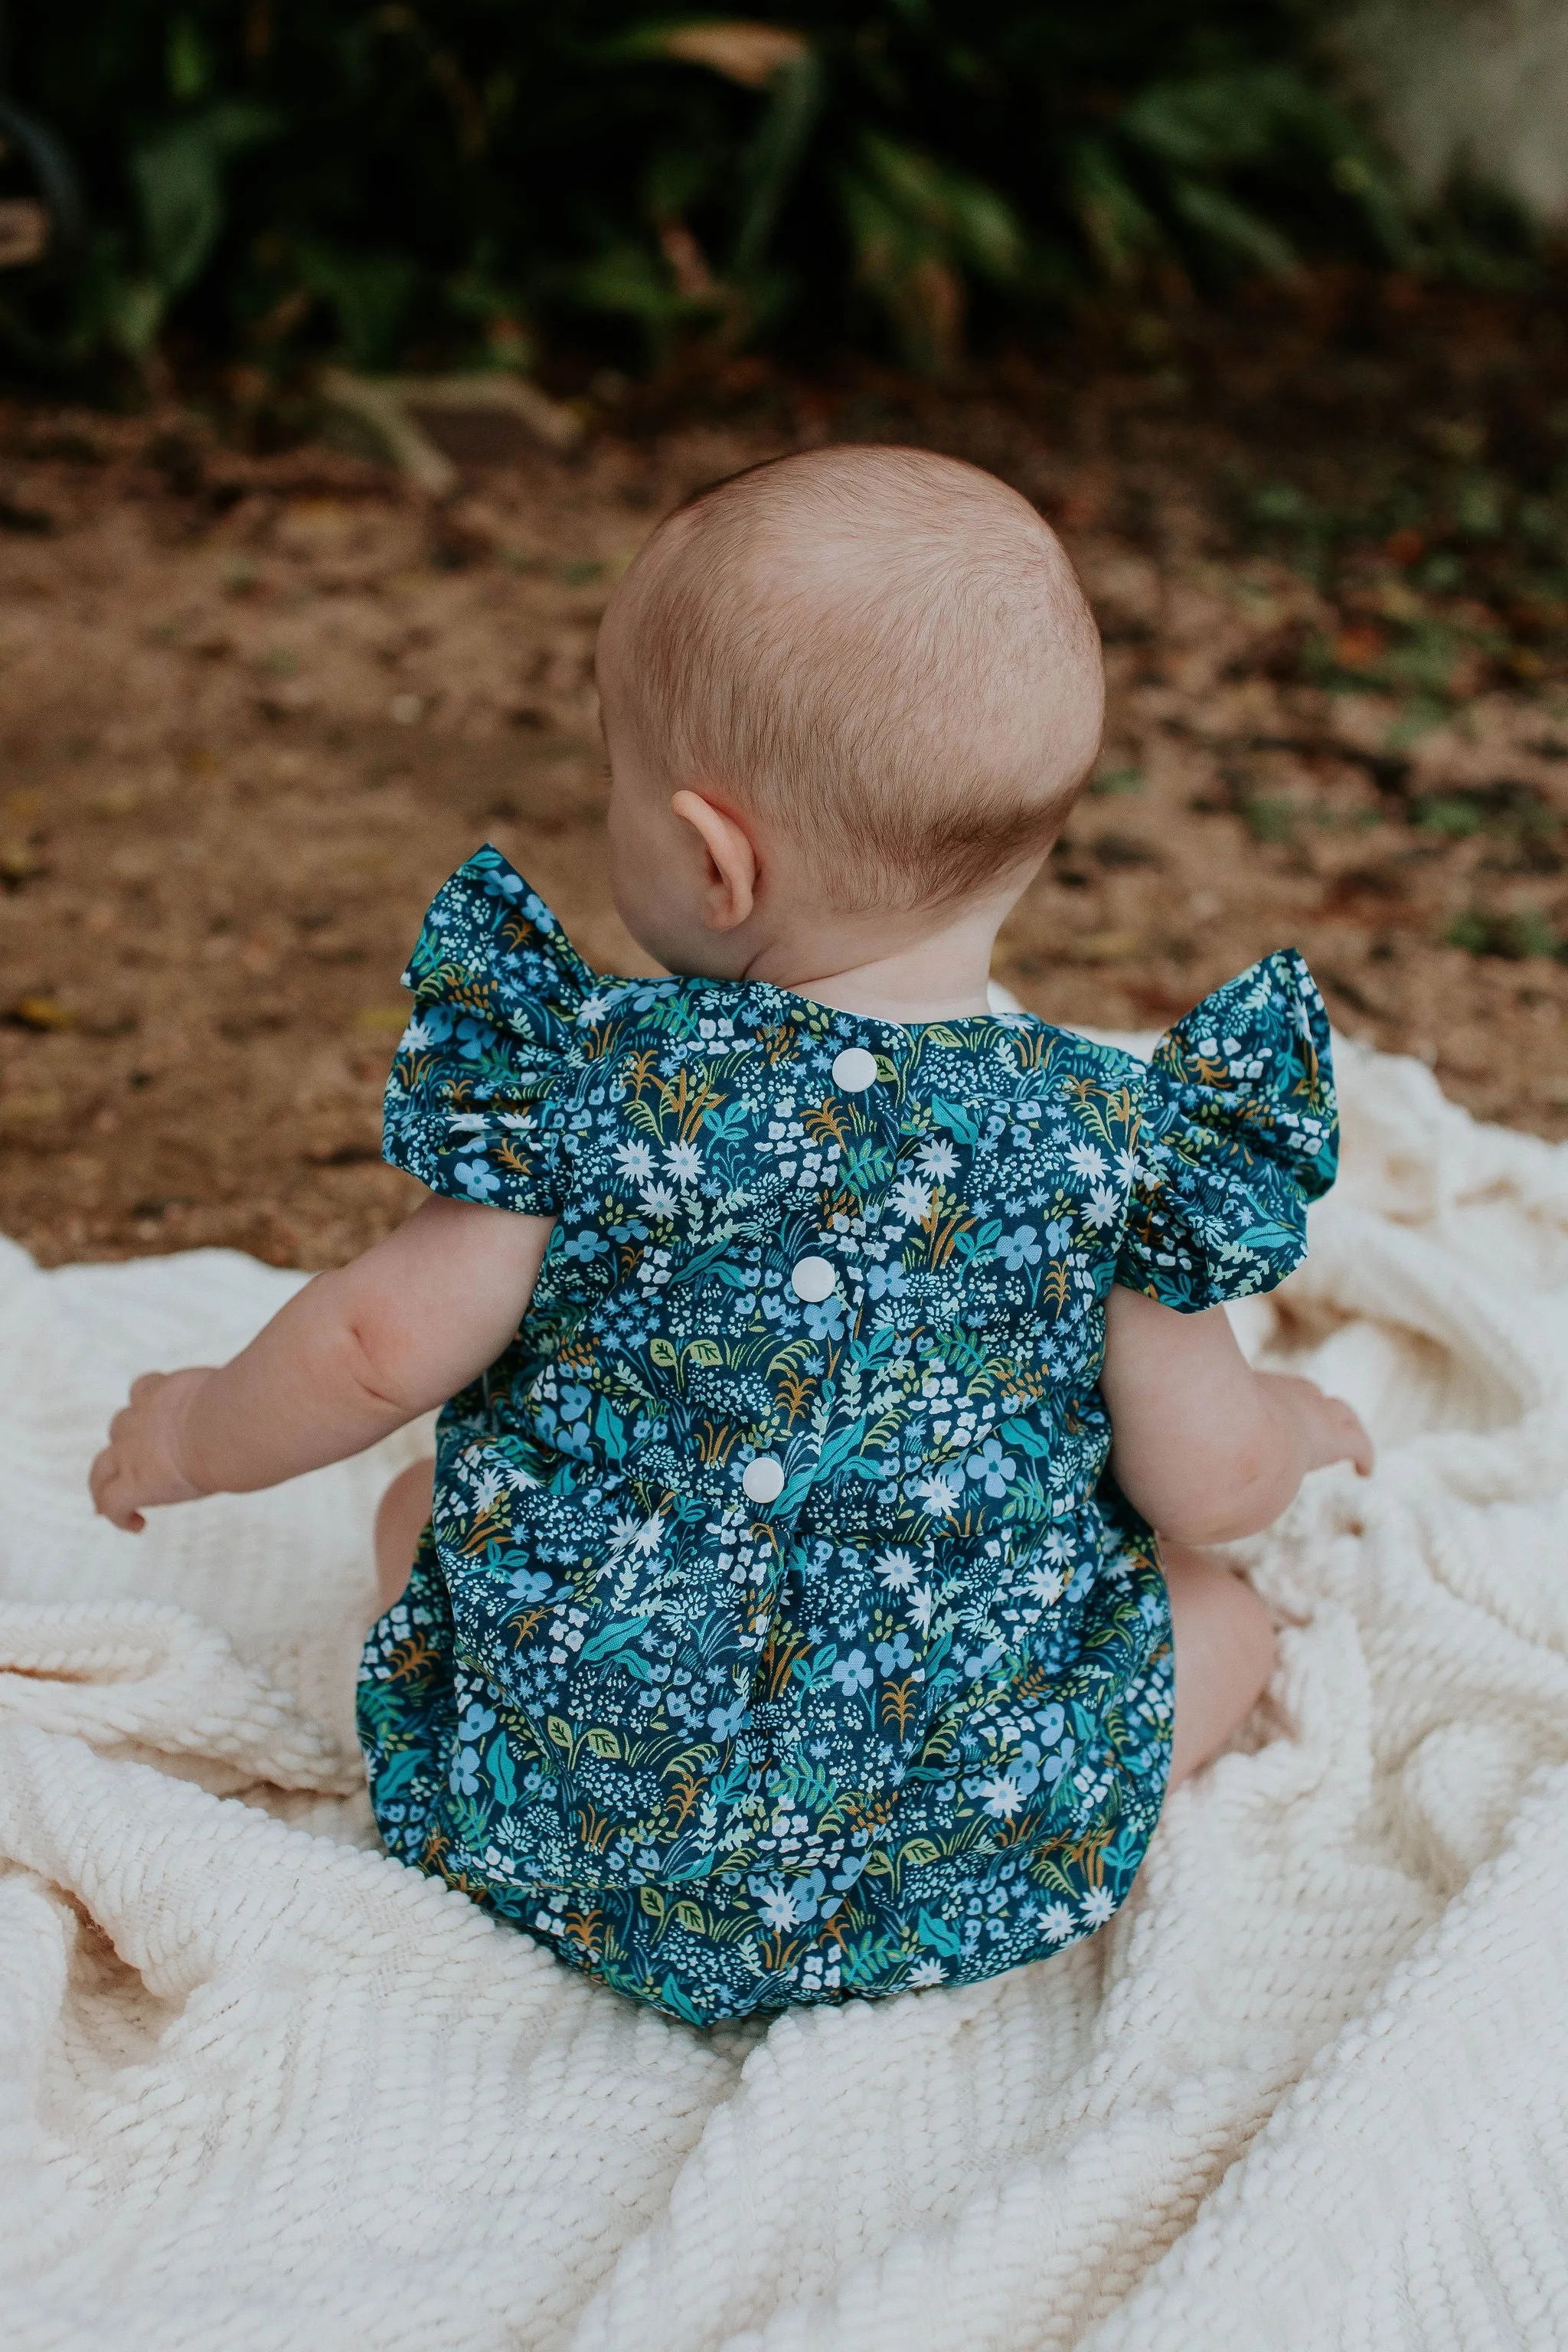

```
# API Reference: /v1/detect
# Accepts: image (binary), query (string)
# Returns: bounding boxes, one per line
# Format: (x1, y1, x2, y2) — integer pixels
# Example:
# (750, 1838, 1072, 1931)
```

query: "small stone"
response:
(8, 995, 74, 1031)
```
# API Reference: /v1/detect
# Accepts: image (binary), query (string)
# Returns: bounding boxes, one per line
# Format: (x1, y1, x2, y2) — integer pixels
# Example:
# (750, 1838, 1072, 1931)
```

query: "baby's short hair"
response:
(599, 444, 1103, 910)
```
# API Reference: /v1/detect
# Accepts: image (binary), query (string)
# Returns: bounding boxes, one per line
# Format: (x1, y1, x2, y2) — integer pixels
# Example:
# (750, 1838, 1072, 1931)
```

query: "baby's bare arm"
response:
(90, 1197, 553, 1531)
(1101, 1284, 1372, 1545)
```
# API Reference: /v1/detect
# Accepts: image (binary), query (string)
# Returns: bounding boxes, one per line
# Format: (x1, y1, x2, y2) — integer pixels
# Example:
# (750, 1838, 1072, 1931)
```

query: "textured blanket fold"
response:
(3, 1039, 1566, 2350)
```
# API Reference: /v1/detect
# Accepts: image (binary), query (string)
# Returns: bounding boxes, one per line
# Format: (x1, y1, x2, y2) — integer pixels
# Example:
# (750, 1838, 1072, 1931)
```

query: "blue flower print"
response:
(804, 1295, 845, 1341)
(965, 1437, 1018, 1497)
(364, 847, 1338, 2027)
(1033, 1702, 1076, 1783)
(533, 1401, 592, 1460)
(452, 1158, 501, 1201)
(562, 1230, 608, 1263)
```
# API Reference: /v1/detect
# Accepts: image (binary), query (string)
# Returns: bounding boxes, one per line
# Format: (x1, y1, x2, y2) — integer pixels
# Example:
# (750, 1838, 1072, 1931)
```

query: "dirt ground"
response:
(4, 279, 1567, 1271)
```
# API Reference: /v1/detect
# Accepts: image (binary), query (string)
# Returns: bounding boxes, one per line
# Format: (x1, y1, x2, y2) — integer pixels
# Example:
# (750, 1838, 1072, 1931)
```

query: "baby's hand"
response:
(1260, 1371, 1374, 1479)
(90, 1369, 215, 1532)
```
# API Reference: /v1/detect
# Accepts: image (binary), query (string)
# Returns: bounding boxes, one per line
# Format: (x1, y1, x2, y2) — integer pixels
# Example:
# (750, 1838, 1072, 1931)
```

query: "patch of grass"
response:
(1409, 779, 1564, 868)
(2, 4, 1442, 386)
(1445, 906, 1563, 959)
(1240, 795, 1296, 844)
(1413, 794, 1488, 840)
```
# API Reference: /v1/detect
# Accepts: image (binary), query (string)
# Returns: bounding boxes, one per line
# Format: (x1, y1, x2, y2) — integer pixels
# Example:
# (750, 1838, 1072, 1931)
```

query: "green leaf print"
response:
(487, 1732, 519, 1809)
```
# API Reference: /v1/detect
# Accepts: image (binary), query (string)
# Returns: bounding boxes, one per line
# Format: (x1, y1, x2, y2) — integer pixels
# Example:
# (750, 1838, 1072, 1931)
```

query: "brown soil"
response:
(4, 289, 1567, 1269)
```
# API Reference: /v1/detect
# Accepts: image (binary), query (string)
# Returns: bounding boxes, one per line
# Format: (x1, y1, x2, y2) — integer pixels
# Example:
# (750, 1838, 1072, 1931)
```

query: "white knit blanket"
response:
(5, 1040, 1568, 2350)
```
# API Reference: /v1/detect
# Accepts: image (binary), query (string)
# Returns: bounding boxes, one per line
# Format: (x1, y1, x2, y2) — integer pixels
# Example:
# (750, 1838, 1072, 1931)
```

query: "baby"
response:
(92, 446, 1370, 2024)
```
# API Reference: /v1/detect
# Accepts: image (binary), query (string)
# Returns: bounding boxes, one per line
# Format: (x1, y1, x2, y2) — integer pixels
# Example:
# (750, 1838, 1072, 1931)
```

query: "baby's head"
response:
(596, 444, 1102, 986)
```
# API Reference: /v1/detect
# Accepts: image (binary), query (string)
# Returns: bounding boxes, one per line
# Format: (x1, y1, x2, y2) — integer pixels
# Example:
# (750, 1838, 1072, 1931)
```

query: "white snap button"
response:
(742, 1455, 786, 1504)
(790, 1255, 838, 1302)
(831, 1046, 879, 1092)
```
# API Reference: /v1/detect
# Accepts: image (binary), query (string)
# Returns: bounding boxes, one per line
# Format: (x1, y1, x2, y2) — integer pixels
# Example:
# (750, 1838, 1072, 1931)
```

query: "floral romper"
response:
(358, 846, 1337, 2024)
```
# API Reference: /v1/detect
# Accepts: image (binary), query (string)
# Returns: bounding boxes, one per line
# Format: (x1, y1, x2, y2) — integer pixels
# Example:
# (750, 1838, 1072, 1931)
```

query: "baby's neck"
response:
(741, 896, 1005, 1024)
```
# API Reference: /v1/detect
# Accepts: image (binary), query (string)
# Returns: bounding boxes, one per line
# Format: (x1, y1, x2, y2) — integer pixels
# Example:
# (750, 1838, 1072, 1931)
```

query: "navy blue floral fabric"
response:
(358, 846, 1337, 2023)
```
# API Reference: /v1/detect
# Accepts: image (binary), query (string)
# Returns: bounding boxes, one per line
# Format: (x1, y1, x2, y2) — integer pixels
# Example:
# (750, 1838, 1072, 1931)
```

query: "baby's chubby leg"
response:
(1162, 1544, 1276, 1788)
(374, 1457, 435, 1619)
(1100, 1286, 1371, 1789)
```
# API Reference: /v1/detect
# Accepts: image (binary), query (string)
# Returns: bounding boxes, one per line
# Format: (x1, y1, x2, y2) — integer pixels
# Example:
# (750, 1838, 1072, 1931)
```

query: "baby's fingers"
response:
(89, 1446, 145, 1533)
(1331, 1398, 1375, 1477)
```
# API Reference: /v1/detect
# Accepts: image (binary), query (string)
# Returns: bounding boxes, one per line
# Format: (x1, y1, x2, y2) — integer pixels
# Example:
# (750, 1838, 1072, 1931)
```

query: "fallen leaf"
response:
(1066, 929, 1143, 965)
(8, 995, 74, 1031)
(658, 22, 806, 87)
(1333, 624, 1386, 669)
(0, 839, 44, 885)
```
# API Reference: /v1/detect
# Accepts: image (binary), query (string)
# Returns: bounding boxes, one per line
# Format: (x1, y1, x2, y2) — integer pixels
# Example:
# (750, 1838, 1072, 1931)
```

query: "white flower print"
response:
(1065, 1139, 1107, 1182)
(614, 1140, 656, 1183)
(916, 1138, 959, 1180)
(877, 1549, 919, 1592)
(1080, 1182, 1121, 1230)
(1079, 1886, 1116, 1930)
(911, 1470, 962, 1519)
(757, 1883, 802, 1930)
(978, 1772, 1023, 1818)
(890, 1175, 933, 1226)
(664, 1138, 704, 1183)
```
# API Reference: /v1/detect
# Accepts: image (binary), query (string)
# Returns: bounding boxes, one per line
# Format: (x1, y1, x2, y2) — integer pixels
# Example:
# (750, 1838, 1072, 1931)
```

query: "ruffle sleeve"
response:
(381, 845, 591, 1216)
(1116, 949, 1337, 1310)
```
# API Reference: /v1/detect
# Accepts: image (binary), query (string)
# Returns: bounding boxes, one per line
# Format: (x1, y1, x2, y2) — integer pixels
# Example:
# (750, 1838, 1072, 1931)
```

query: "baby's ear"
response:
(670, 789, 758, 931)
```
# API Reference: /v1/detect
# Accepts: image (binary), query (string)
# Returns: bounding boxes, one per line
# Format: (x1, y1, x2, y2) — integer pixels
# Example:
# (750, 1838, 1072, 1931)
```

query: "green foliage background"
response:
(2, 4, 1449, 382)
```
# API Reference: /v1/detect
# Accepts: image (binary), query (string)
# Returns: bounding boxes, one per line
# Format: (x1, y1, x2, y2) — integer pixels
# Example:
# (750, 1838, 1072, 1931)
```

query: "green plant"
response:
(1445, 906, 1562, 960)
(4, 4, 1430, 384)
